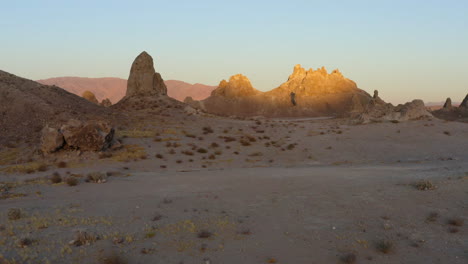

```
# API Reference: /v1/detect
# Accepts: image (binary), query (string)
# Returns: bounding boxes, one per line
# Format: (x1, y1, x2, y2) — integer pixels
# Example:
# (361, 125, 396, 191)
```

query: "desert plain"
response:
(0, 52, 467, 264)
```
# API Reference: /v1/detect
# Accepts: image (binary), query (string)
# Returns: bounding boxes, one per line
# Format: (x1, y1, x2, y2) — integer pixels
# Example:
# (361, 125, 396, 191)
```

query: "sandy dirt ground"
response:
(0, 116, 467, 264)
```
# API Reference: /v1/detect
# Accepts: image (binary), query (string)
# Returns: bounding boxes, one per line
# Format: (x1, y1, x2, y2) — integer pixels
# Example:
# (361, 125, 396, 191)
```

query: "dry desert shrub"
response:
(98, 152, 113, 159)
(8, 208, 22, 220)
(155, 154, 164, 159)
(37, 163, 48, 172)
(426, 212, 439, 222)
(86, 172, 107, 183)
(50, 172, 62, 184)
(98, 253, 128, 264)
(340, 253, 357, 264)
(240, 139, 251, 146)
(375, 240, 394, 254)
(448, 218, 464, 227)
(66, 177, 79, 186)
(202, 126, 214, 134)
(197, 148, 208, 154)
(413, 180, 436, 191)
(184, 133, 196, 138)
(182, 150, 194, 156)
(249, 152, 263, 157)
(223, 136, 236, 142)
(197, 230, 212, 239)
(56, 161, 67, 168)
(70, 230, 98, 246)
(17, 237, 33, 248)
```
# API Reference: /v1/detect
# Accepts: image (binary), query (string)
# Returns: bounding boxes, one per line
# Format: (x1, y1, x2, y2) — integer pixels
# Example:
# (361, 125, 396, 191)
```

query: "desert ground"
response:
(1, 113, 467, 264)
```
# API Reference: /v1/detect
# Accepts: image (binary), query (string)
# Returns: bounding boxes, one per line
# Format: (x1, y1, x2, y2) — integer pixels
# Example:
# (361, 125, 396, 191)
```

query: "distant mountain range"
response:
(37, 77, 216, 104)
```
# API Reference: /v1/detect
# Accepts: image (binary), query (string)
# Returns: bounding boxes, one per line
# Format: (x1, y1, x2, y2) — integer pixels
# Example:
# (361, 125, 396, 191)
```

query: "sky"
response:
(1, 0, 467, 104)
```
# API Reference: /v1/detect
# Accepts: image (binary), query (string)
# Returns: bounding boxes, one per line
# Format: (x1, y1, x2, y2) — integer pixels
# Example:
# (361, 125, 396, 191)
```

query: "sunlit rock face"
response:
(276, 64, 358, 95)
(81, 90, 99, 104)
(211, 74, 260, 98)
(195, 65, 372, 117)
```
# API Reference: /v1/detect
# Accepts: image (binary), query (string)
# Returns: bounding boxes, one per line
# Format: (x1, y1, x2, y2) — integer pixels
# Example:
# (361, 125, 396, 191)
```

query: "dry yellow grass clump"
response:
(111, 145, 147, 162)
(0, 162, 48, 174)
(116, 130, 156, 138)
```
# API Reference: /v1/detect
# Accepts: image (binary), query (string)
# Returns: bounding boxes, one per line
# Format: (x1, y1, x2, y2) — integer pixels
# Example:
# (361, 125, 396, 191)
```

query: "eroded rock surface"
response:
(193, 65, 371, 117)
(125, 51, 167, 97)
(40, 120, 115, 153)
(357, 91, 432, 123)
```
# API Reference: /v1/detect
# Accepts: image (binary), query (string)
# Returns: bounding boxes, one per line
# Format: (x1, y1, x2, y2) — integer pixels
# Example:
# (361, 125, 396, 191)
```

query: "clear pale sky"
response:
(1, 0, 467, 104)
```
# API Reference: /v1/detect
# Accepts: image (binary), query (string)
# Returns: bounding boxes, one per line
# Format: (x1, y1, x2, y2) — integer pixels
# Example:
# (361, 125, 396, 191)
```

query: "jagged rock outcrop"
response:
(100, 98, 112, 107)
(61, 120, 114, 151)
(40, 126, 65, 153)
(460, 94, 468, 109)
(125, 51, 167, 97)
(41, 120, 115, 153)
(432, 93, 468, 122)
(113, 51, 186, 112)
(192, 65, 372, 117)
(443, 98, 452, 109)
(81, 90, 99, 104)
(356, 91, 432, 123)
(211, 74, 260, 98)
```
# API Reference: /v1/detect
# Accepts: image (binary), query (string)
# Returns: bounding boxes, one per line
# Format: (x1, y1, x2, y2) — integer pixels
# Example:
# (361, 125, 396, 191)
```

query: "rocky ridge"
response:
(189, 65, 372, 117)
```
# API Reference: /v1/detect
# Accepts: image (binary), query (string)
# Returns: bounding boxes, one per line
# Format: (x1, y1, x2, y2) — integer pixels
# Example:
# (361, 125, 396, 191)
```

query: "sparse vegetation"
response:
(182, 150, 194, 156)
(17, 237, 33, 248)
(57, 161, 67, 168)
(66, 177, 79, 186)
(197, 148, 208, 153)
(71, 230, 98, 246)
(8, 208, 22, 220)
(340, 253, 357, 264)
(99, 152, 113, 159)
(375, 240, 394, 254)
(98, 253, 128, 264)
(240, 139, 251, 146)
(267, 258, 277, 263)
(447, 218, 464, 227)
(50, 172, 62, 183)
(223, 136, 236, 142)
(112, 145, 147, 162)
(202, 126, 214, 134)
(197, 230, 212, 238)
(116, 130, 156, 138)
(426, 212, 439, 222)
(286, 143, 296, 150)
(86, 172, 107, 183)
(413, 180, 436, 191)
